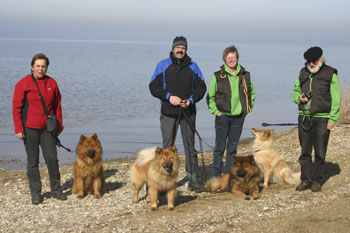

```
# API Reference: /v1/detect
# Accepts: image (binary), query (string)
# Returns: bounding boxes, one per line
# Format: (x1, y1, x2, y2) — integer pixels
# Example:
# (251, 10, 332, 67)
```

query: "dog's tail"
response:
(205, 178, 221, 192)
(134, 147, 157, 166)
(205, 173, 230, 192)
(281, 167, 301, 185)
(292, 172, 301, 185)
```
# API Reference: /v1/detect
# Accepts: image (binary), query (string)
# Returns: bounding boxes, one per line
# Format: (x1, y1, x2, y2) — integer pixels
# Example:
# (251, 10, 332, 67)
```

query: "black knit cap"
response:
(172, 36, 187, 49)
(304, 46, 323, 62)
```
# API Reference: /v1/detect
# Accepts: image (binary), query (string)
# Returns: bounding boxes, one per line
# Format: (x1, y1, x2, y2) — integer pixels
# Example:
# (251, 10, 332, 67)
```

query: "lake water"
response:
(1, 39, 349, 170)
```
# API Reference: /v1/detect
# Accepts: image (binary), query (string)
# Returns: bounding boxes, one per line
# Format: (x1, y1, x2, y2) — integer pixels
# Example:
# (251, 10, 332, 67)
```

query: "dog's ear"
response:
(169, 145, 177, 154)
(247, 155, 256, 164)
(155, 147, 162, 155)
(92, 133, 98, 140)
(79, 135, 86, 143)
(269, 129, 275, 135)
(263, 130, 269, 138)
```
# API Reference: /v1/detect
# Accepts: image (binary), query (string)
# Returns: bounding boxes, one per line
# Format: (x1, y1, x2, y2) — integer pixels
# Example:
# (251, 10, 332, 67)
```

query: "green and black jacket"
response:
(292, 64, 341, 123)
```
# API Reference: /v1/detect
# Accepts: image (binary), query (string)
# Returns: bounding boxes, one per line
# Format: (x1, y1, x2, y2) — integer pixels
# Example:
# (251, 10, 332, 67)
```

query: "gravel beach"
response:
(1, 125, 349, 233)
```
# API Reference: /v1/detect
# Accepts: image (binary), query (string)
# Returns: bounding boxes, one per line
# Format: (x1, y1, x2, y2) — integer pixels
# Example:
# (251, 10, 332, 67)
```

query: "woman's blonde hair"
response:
(222, 45, 239, 62)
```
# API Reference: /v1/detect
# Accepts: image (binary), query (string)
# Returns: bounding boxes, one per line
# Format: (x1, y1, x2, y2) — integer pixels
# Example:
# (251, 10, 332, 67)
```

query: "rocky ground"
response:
(1, 125, 350, 233)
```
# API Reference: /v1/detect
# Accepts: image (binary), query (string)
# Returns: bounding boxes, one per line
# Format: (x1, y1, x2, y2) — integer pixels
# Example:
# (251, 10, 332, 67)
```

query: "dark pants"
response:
(212, 114, 245, 177)
(23, 127, 61, 196)
(160, 113, 199, 183)
(298, 116, 330, 184)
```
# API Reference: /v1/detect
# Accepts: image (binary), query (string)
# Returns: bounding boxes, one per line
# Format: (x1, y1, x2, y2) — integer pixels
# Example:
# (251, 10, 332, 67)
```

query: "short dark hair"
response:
(223, 45, 239, 62)
(31, 53, 50, 67)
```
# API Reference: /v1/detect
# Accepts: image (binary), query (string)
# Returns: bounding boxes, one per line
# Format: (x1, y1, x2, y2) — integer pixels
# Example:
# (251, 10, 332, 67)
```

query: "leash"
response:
(241, 75, 252, 115)
(181, 107, 211, 182)
(170, 107, 195, 186)
(55, 135, 74, 153)
(171, 107, 182, 146)
(182, 108, 215, 151)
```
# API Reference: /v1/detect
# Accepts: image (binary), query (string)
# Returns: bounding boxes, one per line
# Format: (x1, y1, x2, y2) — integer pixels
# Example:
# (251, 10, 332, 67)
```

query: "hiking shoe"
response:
(311, 181, 322, 192)
(51, 191, 67, 200)
(31, 195, 44, 205)
(296, 182, 310, 191)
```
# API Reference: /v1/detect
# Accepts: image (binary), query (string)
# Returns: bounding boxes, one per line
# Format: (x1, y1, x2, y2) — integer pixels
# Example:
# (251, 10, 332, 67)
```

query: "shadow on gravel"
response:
(104, 169, 127, 193)
(175, 193, 197, 207)
(154, 191, 198, 208)
(320, 162, 341, 186)
(51, 168, 126, 197)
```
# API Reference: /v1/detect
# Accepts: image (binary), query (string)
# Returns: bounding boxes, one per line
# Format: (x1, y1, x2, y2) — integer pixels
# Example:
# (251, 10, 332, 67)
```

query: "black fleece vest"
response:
(298, 64, 337, 113)
(214, 65, 252, 115)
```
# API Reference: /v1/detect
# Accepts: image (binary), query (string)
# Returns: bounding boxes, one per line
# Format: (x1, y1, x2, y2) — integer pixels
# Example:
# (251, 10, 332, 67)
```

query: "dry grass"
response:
(339, 81, 350, 124)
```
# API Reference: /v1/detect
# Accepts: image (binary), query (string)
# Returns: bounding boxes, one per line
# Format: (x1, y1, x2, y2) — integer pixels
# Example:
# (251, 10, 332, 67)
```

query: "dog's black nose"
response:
(163, 162, 173, 172)
(86, 150, 95, 158)
(237, 168, 246, 177)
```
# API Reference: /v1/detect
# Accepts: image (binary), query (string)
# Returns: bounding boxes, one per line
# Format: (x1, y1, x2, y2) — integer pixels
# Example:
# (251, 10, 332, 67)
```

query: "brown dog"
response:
(72, 133, 105, 198)
(130, 146, 179, 210)
(205, 155, 260, 200)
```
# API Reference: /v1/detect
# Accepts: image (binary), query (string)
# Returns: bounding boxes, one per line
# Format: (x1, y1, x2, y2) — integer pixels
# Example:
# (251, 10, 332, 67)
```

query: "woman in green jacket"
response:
(207, 45, 256, 178)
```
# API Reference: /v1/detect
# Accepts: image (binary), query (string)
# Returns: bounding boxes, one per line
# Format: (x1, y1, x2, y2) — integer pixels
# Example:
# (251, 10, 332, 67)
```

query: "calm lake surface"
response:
(1, 39, 349, 170)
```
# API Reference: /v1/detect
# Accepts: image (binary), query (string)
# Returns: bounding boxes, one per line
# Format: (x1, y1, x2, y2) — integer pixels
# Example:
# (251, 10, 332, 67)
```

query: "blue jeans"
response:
(212, 114, 245, 177)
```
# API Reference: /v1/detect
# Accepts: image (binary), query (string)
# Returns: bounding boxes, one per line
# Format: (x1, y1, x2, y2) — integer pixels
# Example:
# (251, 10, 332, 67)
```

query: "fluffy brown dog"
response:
(205, 155, 260, 200)
(72, 133, 105, 198)
(252, 128, 300, 187)
(130, 146, 179, 210)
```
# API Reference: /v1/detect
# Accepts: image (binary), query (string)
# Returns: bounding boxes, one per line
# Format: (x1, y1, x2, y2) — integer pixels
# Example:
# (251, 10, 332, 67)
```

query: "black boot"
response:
(31, 195, 44, 205)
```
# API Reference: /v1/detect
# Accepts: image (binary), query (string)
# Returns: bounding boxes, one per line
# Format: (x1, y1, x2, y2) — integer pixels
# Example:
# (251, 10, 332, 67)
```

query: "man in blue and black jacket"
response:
(149, 36, 207, 192)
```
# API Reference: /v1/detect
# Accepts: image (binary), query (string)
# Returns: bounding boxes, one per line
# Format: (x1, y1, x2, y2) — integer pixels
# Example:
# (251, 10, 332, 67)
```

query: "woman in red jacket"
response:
(12, 53, 67, 204)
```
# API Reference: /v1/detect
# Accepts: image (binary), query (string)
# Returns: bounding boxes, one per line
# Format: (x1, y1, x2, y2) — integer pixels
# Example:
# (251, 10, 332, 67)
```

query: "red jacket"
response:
(12, 74, 64, 134)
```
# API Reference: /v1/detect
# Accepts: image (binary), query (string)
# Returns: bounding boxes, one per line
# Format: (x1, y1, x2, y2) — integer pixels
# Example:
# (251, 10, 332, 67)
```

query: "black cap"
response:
(172, 36, 187, 49)
(304, 46, 323, 62)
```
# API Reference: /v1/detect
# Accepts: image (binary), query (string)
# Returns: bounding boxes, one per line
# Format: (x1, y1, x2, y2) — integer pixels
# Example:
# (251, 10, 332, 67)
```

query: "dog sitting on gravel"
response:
(205, 155, 261, 200)
(72, 133, 105, 198)
(252, 128, 300, 188)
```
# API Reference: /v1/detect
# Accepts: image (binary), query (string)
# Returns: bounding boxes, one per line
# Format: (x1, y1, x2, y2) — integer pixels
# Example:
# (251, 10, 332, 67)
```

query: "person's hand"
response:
(217, 112, 222, 116)
(300, 93, 309, 103)
(15, 132, 24, 140)
(169, 96, 182, 106)
(179, 99, 190, 108)
(327, 122, 335, 130)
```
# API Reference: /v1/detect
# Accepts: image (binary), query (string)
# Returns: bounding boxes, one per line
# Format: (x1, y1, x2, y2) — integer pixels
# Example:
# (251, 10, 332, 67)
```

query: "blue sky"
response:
(1, 0, 349, 44)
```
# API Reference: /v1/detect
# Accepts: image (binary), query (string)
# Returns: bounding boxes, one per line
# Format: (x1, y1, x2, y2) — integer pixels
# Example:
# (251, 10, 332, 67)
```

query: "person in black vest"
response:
(12, 53, 67, 204)
(207, 45, 255, 178)
(149, 36, 207, 192)
(292, 46, 341, 192)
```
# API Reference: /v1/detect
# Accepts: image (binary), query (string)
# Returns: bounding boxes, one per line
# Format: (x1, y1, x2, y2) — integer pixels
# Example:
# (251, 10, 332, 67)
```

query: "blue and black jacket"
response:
(149, 52, 207, 117)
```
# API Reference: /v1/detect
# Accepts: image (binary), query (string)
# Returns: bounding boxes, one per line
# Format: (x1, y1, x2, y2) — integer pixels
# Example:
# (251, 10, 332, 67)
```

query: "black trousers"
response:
(298, 116, 330, 184)
(23, 127, 61, 196)
(160, 113, 199, 182)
